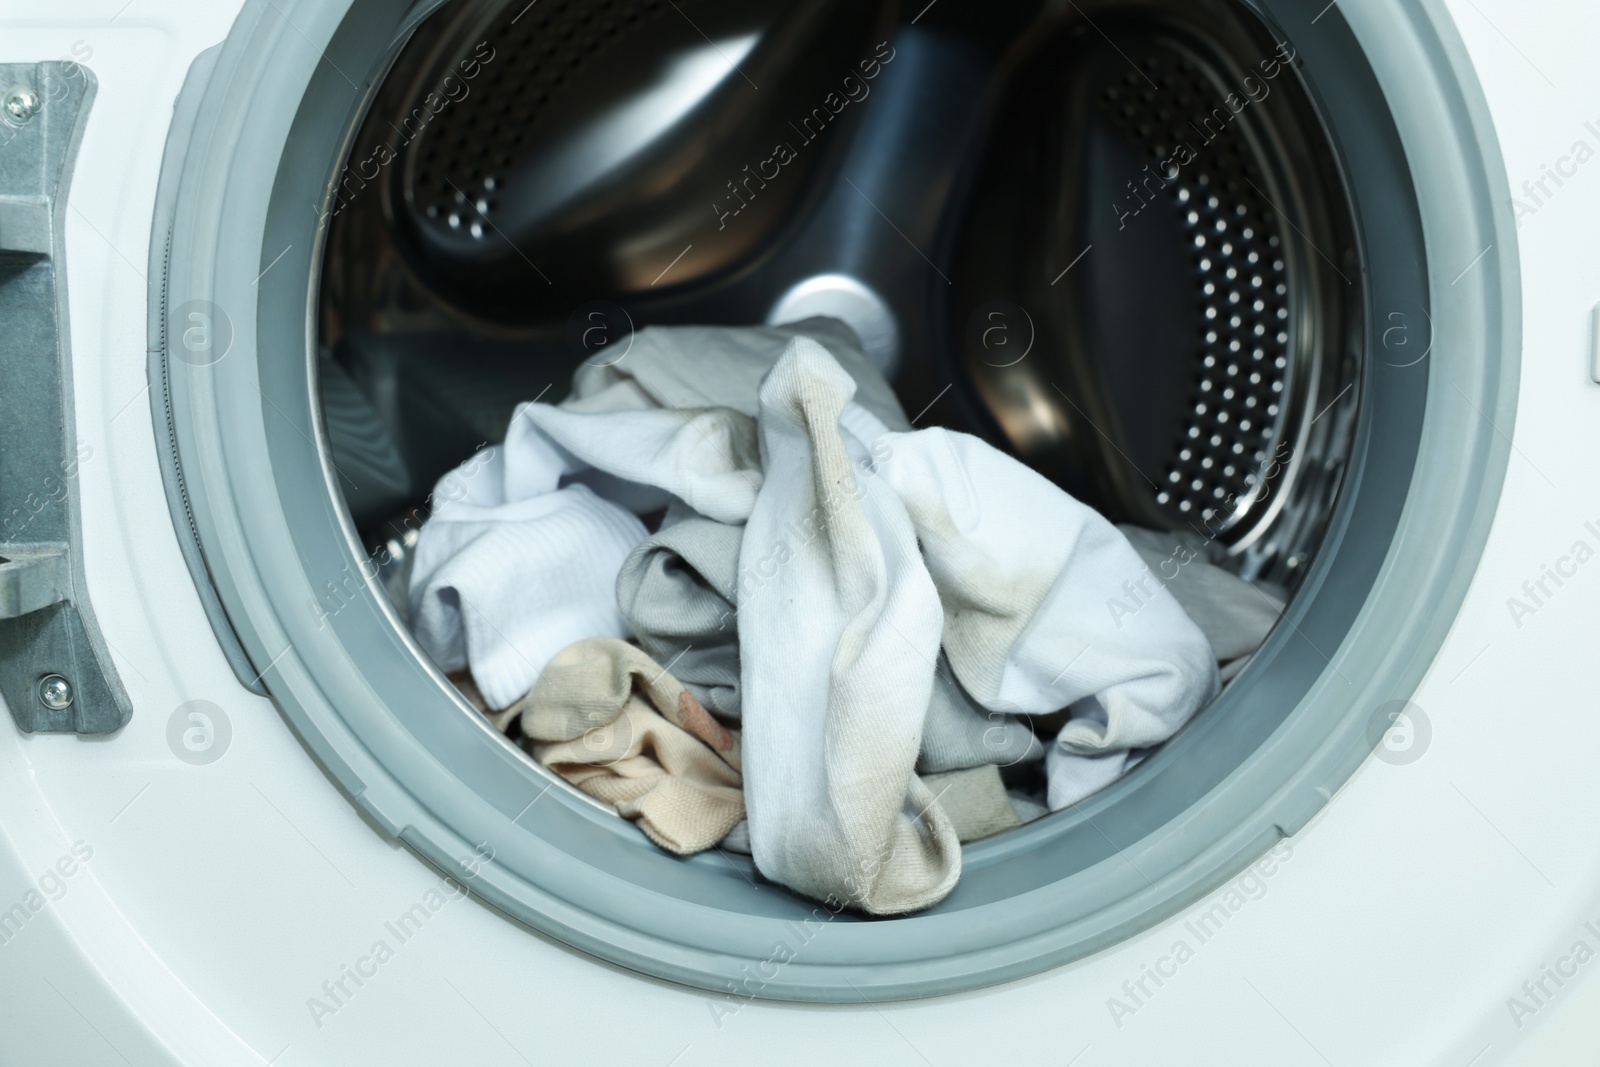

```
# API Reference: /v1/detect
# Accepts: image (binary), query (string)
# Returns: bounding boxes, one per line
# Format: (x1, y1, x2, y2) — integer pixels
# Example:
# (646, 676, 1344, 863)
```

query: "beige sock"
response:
(494, 638, 744, 855)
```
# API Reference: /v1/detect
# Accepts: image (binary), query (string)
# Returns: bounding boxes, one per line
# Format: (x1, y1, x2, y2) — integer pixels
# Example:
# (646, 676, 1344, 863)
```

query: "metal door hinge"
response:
(0, 61, 131, 734)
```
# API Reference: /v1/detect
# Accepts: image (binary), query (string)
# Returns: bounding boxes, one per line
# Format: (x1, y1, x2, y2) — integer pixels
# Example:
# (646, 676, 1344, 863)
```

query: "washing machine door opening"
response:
(151, 0, 1515, 1000)
(317, 0, 1356, 867)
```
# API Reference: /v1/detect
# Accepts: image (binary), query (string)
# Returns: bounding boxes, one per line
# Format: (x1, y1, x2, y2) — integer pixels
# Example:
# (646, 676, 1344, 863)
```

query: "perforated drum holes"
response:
(1095, 48, 1297, 534)
(167, 700, 233, 765)
(327, 40, 497, 228)
(1366, 700, 1431, 766)
(168, 300, 233, 367)
(969, 301, 1035, 369)
(567, 300, 635, 367)
(408, 0, 674, 237)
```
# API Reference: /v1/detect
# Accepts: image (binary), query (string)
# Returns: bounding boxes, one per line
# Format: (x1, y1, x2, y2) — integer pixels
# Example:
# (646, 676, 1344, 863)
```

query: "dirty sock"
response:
(922, 764, 1025, 842)
(868, 425, 1219, 810)
(495, 638, 744, 855)
(738, 338, 959, 916)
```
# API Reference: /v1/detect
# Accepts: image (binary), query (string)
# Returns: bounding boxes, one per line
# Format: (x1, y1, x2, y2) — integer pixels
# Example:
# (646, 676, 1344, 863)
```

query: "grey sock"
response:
(1118, 525, 1287, 665)
(616, 506, 744, 719)
(917, 658, 1044, 774)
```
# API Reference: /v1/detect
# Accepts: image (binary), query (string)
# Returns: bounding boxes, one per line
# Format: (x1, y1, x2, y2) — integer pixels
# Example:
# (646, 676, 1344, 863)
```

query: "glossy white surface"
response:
(0, 0, 1596, 1063)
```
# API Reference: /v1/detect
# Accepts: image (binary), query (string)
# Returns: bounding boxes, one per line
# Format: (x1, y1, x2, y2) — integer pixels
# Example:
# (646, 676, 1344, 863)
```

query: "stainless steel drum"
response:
(320, 0, 1360, 593)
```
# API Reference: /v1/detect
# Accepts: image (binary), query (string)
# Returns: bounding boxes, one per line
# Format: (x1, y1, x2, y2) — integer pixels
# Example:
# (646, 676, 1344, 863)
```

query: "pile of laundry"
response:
(406, 319, 1284, 915)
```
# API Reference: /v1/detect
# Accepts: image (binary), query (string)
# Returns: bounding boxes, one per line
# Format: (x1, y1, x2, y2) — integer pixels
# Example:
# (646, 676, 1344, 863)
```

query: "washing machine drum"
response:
(150, 0, 1510, 1001)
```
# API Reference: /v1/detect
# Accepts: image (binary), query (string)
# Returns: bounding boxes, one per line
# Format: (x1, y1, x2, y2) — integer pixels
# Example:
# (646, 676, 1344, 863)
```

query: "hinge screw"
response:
(3, 86, 41, 125)
(37, 674, 73, 712)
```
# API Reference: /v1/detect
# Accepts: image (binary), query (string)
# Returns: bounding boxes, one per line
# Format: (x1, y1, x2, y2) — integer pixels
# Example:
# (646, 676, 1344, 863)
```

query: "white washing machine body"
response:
(0, 1, 1597, 1064)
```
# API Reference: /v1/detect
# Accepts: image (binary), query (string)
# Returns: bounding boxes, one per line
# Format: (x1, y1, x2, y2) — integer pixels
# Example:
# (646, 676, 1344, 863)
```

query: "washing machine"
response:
(0, 0, 1595, 1061)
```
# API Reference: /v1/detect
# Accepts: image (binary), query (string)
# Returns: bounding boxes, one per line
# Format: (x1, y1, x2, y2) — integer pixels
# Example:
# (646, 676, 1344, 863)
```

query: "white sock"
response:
(408, 443, 647, 709)
(565, 317, 911, 430)
(1046, 744, 1141, 810)
(738, 338, 958, 915)
(869, 426, 1218, 807)
(406, 346, 836, 712)
(516, 403, 761, 525)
